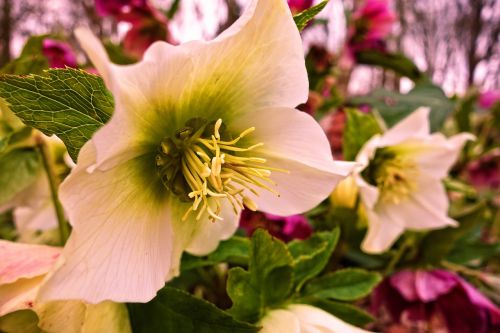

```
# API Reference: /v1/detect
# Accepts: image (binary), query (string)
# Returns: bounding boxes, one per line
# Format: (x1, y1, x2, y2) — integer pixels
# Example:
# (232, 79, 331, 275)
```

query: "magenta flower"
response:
(372, 269, 500, 333)
(41, 39, 78, 69)
(94, 0, 173, 58)
(345, 0, 395, 61)
(466, 150, 500, 190)
(478, 90, 500, 109)
(287, 0, 314, 14)
(239, 211, 313, 242)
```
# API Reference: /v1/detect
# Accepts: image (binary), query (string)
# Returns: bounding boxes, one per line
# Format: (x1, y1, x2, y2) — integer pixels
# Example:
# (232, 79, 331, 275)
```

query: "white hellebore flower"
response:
(39, 0, 354, 303)
(355, 108, 474, 253)
(0, 240, 131, 333)
(260, 304, 374, 333)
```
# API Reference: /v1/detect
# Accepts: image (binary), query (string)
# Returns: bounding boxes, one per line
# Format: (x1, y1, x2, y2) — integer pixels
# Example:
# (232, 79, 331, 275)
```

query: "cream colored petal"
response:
(0, 277, 43, 316)
(232, 107, 355, 215)
(38, 143, 173, 303)
(361, 207, 405, 254)
(82, 302, 131, 333)
(0, 241, 60, 285)
(289, 304, 374, 333)
(35, 301, 86, 333)
(378, 107, 431, 146)
(185, 201, 241, 256)
(260, 309, 301, 333)
(413, 132, 475, 179)
(391, 178, 457, 230)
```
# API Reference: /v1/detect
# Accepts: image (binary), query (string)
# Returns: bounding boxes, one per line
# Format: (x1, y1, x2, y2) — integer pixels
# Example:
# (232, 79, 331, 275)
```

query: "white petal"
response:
(378, 107, 431, 146)
(38, 143, 173, 303)
(233, 107, 355, 215)
(288, 304, 374, 333)
(391, 179, 457, 230)
(36, 301, 86, 333)
(82, 302, 131, 333)
(361, 208, 405, 254)
(185, 202, 241, 256)
(413, 133, 475, 179)
(0, 241, 60, 284)
(260, 309, 301, 333)
(75, 0, 307, 169)
(0, 276, 43, 316)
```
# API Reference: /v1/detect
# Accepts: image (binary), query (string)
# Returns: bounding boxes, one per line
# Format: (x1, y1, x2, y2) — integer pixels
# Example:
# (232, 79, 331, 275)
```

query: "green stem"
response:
(37, 136, 69, 245)
(384, 237, 412, 276)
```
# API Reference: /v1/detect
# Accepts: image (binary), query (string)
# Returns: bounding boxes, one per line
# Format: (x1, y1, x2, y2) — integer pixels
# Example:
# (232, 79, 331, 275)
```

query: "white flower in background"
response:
(0, 240, 131, 333)
(39, 0, 355, 303)
(354, 108, 474, 253)
(260, 304, 374, 333)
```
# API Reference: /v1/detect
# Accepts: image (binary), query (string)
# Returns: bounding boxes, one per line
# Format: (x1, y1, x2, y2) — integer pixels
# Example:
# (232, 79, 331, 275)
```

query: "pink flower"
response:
(372, 269, 500, 333)
(466, 150, 500, 190)
(41, 39, 78, 69)
(287, 0, 314, 14)
(478, 90, 500, 109)
(345, 0, 395, 61)
(239, 211, 313, 242)
(94, 0, 173, 59)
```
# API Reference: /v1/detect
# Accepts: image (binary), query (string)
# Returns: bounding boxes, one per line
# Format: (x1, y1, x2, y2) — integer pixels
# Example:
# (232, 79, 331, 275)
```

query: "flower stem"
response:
(36, 136, 69, 245)
(384, 236, 412, 276)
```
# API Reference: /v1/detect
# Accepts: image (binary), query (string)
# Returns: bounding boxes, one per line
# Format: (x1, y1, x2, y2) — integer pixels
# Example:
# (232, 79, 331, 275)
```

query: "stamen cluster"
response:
(361, 147, 419, 205)
(156, 118, 284, 222)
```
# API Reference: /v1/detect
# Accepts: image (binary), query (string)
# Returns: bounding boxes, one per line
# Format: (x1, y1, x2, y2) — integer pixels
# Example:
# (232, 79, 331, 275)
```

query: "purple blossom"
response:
(287, 0, 314, 14)
(478, 90, 500, 109)
(373, 269, 500, 333)
(239, 211, 313, 242)
(41, 39, 78, 69)
(466, 150, 500, 190)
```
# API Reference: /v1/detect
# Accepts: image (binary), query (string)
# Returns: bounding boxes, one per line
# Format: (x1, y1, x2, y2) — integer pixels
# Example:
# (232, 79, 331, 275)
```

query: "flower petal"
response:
(288, 304, 374, 333)
(233, 107, 355, 215)
(361, 207, 405, 253)
(185, 202, 241, 256)
(413, 133, 475, 179)
(38, 143, 173, 303)
(378, 107, 431, 146)
(260, 309, 301, 333)
(0, 276, 43, 316)
(0, 241, 60, 285)
(394, 178, 457, 230)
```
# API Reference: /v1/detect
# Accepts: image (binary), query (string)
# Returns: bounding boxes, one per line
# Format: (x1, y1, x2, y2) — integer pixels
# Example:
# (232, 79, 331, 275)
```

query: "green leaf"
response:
(227, 230, 294, 323)
(304, 298, 374, 326)
(288, 229, 340, 291)
(0, 69, 114, 161)
(0, 35, 49, 75)
(350, 82, 454, 132)
(342, 109, 382, 161)
(355, 50, 423, 81)
(303, 268, 382, 301)
(181, 236, 250, 271)
(418, 201, 486, 265)
(293, 0, 328, 31)
(0, 148, 42, 206)
(128, 286, 259, 333)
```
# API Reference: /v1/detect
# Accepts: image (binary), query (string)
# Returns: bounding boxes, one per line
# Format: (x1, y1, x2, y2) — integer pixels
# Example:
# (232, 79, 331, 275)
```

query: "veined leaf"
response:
(293, 0, 328, 31)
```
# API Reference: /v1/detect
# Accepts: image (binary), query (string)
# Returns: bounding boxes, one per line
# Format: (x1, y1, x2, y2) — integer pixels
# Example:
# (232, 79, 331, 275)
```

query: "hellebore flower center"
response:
(155, 117, 284, 222)
(361, 147, 419, 205)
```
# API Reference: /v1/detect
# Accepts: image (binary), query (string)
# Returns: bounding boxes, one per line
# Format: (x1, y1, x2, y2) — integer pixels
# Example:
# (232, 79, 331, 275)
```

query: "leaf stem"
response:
(36, 135, 69, 245)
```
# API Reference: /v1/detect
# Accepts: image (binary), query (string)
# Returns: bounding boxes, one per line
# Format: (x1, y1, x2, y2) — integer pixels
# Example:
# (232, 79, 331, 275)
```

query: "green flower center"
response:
(361, 147, 419, 205)
(156, 118, 283, 221)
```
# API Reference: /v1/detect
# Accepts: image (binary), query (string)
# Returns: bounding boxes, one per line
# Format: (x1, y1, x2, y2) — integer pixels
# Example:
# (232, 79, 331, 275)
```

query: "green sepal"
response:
(293, 0, 329, 31)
